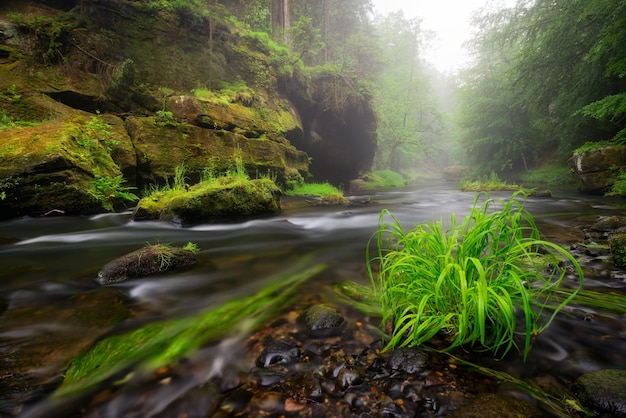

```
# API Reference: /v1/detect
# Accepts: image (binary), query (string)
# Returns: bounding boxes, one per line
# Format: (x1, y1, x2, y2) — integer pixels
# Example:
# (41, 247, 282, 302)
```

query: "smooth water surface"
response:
(1, 181, 625, 414)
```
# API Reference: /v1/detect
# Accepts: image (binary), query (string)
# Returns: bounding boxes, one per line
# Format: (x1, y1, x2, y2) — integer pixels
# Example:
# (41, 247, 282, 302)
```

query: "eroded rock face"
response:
(125, 116, 308, 189)
(569, 145, 626, 193)
(0, 114, 136, 218)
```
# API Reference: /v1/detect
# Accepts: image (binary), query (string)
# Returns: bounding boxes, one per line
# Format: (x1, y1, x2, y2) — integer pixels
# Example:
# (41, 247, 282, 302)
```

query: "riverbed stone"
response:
(296, 304, 346, 338)
(96, 244, 197, 285)
(255, 338, 300, 368)
(388, 346, 430, 374)
(449, 393, 544, 417)
(571, 369, 626, 416)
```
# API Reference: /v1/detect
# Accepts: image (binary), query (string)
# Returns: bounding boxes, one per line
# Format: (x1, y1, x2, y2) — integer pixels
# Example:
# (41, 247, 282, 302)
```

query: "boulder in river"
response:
(571, 369, 626, 417)
(96, 243, 198, 285)
(132, 177, 282, 225)
(296, 304, 346, 338)
(569, 144, 626, 193)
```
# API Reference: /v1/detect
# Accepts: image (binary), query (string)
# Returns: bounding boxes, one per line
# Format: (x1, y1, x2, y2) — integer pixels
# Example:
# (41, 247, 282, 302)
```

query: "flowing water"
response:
(1, 181, 625, 416)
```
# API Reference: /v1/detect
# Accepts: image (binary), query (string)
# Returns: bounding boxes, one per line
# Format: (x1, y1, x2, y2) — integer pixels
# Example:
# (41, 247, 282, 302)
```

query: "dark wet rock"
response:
(571, 369, 626, 417)
(449, 393, 544, 417)
(0, 287, 130, 415)
(255, 338, 300, 368)
(96, 244, 197, 285)
(586, 216, 626, 240)
(528, 189, 551, 197)
(336, 366, 362, 390)
(297, 304, 346, 338)
(388, 346, 430, 374)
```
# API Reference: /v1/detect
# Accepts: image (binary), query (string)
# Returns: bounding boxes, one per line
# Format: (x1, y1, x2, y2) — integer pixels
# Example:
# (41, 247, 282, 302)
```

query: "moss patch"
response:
(133, 177, 282, 224)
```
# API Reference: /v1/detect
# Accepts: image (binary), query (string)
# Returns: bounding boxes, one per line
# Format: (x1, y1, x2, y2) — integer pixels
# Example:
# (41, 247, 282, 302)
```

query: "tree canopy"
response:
(457, 0, 626, 176)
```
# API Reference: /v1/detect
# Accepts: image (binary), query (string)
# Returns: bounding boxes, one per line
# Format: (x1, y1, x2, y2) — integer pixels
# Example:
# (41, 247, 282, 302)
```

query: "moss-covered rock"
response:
(126, 116, 307, 189)
(571, 369, 626, 416)
(0, 113, 137, 218)
(96, 244, 198, 285)
(569, 145, 626, 193)
(133, 177, 281, 225)
(609, 233, 626, 268)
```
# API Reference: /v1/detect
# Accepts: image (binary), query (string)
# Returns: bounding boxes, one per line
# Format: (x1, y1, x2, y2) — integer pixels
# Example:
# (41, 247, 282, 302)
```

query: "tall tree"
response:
(271, 0, 291, 44)
(457, 0, 626, 176)
(373, 12, 442, 172)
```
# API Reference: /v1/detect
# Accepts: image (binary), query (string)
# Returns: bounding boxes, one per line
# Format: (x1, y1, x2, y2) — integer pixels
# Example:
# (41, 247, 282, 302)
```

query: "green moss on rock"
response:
(0, 113, 136, 218)
(133, 177, 281, 224)
(609, 233, 626, 268)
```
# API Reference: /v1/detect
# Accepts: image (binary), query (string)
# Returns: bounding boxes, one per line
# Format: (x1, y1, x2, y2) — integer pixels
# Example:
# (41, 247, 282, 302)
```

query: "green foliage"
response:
(459, 0, 626, 175)
(155, 110, 175, 127)
(8, 12, 76, 63)
(367, 193, 583, 360)
(577, 93, 626, 142)
(574, 140, 613, 155)
(520, 165, 575, 186)
(286, 182, 342, 198)
(0, 110, 13, 130)
(90, 175, 138, 211)
(609, 233, 626, 268)
(460, 172, 522, 192)
(87, 113, 117, 152)
(55, 262, 326, 398)
(287, 16, 324, 65)
(104, 59, 136, 101)
(360, 170, 406, 189)
(182, 242, 200, 254)
(172, 163, 188, 190)
(607, 171, 626, 197)
(372, 13, 443, 172)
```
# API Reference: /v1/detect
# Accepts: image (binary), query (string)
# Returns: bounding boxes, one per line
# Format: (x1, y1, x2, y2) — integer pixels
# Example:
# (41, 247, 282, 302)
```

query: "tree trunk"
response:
(323, 0, 329, 62)
(271, 0, 290, 44)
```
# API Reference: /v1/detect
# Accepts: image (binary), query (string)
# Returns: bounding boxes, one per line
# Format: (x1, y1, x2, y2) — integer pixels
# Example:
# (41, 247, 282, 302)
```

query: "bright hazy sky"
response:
(371, 0, 515, 73)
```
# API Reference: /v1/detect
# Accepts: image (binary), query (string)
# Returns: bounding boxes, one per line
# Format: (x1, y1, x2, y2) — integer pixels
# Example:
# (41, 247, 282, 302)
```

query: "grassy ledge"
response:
(285, 182, 347, 204)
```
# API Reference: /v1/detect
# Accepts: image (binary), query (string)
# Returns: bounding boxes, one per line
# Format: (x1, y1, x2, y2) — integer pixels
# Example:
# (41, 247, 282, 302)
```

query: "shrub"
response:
(286, 182, 345, 203)
(91, 175, 138, 211)
(367, 192, 583, 360)
(361, 170, 406, 189)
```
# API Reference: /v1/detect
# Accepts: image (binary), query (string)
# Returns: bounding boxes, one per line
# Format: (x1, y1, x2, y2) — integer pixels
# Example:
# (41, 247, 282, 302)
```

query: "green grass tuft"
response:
(367, 192, 584, 361)
(360, 170, 406, 189)
(460, 172, 522, 192)
(286, 182, 345, 202)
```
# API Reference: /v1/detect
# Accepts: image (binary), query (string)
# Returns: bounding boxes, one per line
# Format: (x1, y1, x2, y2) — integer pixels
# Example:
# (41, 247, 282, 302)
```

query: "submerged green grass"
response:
(56, 262, 326, 398)
(367, 192, 584, 360)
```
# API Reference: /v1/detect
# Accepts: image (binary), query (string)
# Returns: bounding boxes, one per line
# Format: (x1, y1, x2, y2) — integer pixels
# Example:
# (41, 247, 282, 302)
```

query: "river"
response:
(1, 181, 625, 416)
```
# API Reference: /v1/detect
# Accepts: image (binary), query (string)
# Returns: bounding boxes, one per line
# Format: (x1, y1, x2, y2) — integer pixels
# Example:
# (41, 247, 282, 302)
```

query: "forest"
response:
(212, 0, 626, 185)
